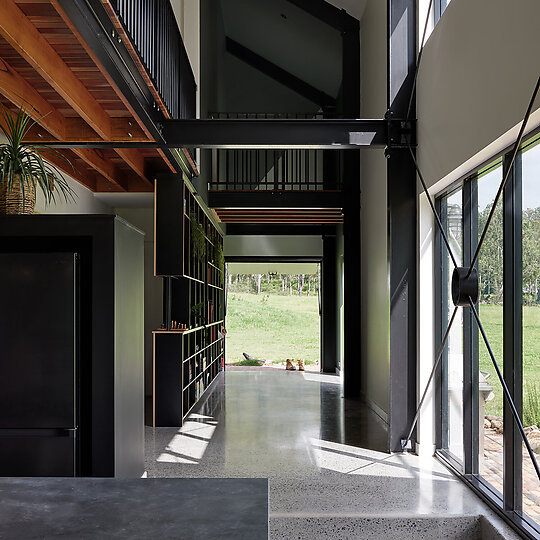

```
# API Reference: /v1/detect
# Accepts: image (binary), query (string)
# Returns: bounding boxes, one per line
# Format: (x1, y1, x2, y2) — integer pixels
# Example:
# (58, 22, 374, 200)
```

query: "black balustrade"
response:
(111, 0, 196, 120)
(209, 113, 344, 192)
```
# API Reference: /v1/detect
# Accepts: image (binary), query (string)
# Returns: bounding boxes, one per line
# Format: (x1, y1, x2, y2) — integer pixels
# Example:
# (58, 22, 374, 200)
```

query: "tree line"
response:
(227, 272, 320, 296)
(474, 203, 539, 305)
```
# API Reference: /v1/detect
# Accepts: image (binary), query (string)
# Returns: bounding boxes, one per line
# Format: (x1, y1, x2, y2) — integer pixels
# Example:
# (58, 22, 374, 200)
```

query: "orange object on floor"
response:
(285, 359, 296, 371)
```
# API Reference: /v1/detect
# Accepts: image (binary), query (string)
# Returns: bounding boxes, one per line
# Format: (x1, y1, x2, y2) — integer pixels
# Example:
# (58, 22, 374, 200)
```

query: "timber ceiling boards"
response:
(0, 0, 169, 192)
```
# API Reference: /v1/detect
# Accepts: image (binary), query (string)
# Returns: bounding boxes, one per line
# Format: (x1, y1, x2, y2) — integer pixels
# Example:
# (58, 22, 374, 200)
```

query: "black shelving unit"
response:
(153, 175, 225, 427)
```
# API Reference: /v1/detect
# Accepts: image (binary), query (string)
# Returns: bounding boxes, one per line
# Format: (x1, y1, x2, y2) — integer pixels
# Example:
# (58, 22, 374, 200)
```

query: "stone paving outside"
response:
(482, 427, 540, 522)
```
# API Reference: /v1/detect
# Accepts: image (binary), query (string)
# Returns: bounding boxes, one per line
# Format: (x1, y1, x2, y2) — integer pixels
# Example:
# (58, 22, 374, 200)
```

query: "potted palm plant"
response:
(0, 104, 75, 214)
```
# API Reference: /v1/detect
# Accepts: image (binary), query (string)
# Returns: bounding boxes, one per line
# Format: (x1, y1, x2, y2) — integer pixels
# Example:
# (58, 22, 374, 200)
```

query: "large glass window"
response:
(521, 139, 540, 523)
(436, 135, 540, 538)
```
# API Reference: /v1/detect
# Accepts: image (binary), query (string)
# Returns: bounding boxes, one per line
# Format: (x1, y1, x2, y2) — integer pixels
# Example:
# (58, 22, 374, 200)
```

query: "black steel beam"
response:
(160, 119, 388, 149)
(208, 190, 343, 209)
(39, 118, 415, 150)
(287, 0, 359, 32)
(387, 0, 417, 452)
(226, 38, 336, 108)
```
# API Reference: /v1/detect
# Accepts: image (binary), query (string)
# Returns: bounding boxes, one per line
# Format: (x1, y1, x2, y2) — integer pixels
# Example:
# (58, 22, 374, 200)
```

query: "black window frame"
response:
(434, 133, 540, 540)
(434, 0, 448, 23)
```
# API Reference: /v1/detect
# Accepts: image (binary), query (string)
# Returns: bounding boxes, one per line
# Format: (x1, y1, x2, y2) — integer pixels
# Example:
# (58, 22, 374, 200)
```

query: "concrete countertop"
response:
(0, 477, 268, 539)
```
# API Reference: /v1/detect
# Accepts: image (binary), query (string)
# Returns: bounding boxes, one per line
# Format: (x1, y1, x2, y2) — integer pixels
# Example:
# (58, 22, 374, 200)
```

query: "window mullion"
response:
(502, 152, 523, 512)
(463, 177, 479, 475)
(437, 197, 449, 450)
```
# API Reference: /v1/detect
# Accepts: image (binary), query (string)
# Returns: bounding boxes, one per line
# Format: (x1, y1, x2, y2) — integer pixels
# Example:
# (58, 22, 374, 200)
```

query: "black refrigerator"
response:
(0, 252, 78, 476)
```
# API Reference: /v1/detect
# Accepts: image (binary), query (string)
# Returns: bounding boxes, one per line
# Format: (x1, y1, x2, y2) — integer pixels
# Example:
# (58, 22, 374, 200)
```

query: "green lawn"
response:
(225, 292, 320, 365)
(224, 295, 540, 422)
(479, 304, 540, 419)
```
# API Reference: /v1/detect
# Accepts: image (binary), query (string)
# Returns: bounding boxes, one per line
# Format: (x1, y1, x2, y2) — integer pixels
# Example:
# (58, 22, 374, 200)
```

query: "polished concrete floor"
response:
(145, 370, 520, 539)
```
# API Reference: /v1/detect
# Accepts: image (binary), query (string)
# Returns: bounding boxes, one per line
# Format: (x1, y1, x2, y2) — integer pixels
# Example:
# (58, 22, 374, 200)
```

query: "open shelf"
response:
(153, 176, 225, 427)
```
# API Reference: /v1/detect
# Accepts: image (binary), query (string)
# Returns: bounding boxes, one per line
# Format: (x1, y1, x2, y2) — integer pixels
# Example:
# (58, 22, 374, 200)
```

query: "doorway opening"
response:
(224, 262, 321, 372)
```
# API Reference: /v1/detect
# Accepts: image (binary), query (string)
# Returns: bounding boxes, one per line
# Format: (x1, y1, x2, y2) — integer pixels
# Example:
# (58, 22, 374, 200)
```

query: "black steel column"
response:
(342, 16, 361, 397)
(463, 178, 479, 474)
(322, 234, 337, 373)
(503, 153, 523, 512)
(387, 0, 417, 451)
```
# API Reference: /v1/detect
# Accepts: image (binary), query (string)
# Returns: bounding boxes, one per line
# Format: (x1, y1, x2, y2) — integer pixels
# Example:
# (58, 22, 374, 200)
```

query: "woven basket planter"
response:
(0, 176, 36, 214)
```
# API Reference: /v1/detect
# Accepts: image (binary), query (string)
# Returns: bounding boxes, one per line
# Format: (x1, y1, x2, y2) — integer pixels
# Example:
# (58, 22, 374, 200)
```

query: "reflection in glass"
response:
(444, 189, 464, 461)
(521, 140, 540, 523)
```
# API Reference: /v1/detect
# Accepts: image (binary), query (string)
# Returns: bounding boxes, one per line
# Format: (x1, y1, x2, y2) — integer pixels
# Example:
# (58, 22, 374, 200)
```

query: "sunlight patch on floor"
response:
(309, 438, 389, 474)
(156, 414, 217, 464)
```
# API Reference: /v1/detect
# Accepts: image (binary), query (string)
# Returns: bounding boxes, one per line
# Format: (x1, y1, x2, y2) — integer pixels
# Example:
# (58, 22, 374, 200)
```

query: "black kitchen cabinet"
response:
(0, 215, 144, 478)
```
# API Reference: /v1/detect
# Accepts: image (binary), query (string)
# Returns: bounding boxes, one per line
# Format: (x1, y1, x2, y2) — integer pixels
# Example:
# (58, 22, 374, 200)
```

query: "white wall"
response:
(170, 0, 200, 87)
(359, 0, 390, 419)
(416, 0, 540, 454)
(417, 0, 540, 193)
(170, 0, 185, 36)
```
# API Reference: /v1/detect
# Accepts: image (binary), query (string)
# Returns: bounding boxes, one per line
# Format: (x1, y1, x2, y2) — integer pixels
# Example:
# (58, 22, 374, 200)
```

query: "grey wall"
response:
(219, 0, 342, 105)
(359, 0, 390, 421)
(114, 208, 162, 399)
(35, 175, 113, 215)
(222, 53, 320, 114)
(417, 0, 540, 191)
(200, 0, 226, 120)
(224, 235, 323, 258)
(114, 218, 145, 477)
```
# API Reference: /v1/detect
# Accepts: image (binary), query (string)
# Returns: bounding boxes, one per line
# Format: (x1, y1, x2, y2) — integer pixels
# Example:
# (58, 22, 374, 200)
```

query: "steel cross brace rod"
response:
(37, 118, 416, 150)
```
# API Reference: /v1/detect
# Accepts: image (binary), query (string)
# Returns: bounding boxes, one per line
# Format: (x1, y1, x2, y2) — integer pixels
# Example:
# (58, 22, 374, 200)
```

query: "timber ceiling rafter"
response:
(214, 208, 344, 224)
(0, 0, 174, 192)
(0, 55, 128, 191)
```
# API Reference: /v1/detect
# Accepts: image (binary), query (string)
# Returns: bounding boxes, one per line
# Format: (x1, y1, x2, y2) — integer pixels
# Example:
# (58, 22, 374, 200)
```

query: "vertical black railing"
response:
(209, 112, 344, 191)
(111, 0, 196, 120)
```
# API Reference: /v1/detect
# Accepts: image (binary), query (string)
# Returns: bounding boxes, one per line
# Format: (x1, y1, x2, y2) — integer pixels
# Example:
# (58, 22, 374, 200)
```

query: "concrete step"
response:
(270, 515, 520, 539)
